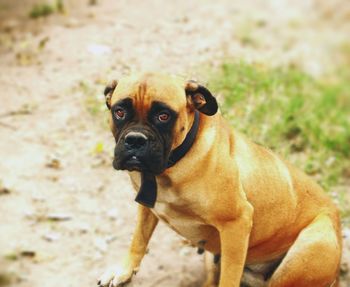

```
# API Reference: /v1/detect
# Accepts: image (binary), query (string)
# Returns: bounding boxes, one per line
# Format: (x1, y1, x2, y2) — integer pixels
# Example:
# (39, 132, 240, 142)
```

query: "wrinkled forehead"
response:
(110, 73, 186, 112)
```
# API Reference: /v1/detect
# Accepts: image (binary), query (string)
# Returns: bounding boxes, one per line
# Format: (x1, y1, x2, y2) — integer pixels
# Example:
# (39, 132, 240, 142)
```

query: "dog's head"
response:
(104, 73, 218, 175)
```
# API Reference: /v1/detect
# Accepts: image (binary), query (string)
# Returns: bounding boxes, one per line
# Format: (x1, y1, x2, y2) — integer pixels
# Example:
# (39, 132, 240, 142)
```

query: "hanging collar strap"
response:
(135, 111, 200, 208)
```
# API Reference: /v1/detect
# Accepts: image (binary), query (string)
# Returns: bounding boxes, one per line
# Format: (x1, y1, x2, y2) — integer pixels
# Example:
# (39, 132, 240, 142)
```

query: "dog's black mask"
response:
(111, 98, 178, 175)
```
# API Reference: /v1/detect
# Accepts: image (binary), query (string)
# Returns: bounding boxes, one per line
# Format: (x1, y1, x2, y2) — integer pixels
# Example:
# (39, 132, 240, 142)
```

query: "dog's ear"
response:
(185, 81, 218, 116)
(104, 80, 118, 110)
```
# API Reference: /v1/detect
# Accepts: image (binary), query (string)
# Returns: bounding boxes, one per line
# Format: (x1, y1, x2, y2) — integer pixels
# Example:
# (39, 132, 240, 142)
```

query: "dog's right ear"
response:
(104, 80, 118, 110)
(185, 80, 218, 116)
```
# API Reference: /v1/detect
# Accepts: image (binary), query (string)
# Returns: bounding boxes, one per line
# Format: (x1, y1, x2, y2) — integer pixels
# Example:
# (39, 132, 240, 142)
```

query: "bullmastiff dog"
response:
(98, 73, 341, 287)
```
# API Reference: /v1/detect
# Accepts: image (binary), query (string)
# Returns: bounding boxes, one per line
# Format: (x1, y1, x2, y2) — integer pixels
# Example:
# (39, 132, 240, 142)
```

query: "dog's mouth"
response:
(112, 135, 168, 174)
(113, 154, 149, 171)
(113, 153, 166, 175)
(124, 155, 144, 171)
(114, 154, 144, 172)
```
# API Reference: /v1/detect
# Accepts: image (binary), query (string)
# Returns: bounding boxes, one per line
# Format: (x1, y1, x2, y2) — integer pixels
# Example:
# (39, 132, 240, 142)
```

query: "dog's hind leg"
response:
(268, 213, 341, 287)
(202, 252, 220, 287)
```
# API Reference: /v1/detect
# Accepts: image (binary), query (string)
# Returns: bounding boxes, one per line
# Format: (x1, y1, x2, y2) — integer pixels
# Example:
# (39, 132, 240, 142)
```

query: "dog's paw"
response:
(97, 264, 136, 287)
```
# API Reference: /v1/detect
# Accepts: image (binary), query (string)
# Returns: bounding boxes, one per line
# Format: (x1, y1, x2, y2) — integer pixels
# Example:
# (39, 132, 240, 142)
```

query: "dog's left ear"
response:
(104, 80, 118, 110)
(185, 81, 218, 116)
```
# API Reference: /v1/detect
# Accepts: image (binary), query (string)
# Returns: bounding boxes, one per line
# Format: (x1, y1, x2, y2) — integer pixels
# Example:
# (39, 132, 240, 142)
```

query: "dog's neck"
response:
(135, 111, 200, 208)
(167, 110, 200, 168)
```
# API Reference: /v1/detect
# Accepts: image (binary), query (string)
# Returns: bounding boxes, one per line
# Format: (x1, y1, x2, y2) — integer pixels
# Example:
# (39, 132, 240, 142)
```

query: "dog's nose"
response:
(124, 132, 148, 149)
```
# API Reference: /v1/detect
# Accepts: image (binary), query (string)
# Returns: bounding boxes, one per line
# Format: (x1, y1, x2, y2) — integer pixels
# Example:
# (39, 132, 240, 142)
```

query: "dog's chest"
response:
(151, 190, 206, 244)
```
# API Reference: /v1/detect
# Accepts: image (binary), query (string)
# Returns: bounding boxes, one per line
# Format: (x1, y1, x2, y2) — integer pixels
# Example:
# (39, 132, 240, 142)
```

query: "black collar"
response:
(135, 111, 200, 208)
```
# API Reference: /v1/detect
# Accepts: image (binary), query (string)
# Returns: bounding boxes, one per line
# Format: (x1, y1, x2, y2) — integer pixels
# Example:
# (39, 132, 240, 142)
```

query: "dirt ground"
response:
(0, 1, 349, 286)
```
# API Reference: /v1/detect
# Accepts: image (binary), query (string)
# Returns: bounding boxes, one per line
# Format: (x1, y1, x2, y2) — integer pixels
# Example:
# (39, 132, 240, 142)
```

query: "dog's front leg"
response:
(217, 206, 253, 287)
(98, 205, 159, 287)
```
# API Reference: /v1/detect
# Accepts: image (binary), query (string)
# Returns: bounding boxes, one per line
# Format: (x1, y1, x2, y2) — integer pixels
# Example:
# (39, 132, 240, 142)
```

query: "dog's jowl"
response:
(98, 73, 341, 287)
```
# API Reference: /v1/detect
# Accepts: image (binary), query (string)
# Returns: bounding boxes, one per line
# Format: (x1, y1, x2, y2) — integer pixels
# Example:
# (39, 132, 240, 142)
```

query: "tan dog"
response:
(98, 73, 342, 287)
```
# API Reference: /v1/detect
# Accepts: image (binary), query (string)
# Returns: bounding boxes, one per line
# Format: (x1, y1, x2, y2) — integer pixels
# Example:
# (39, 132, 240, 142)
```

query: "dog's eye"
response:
(158, 112, 170, 123)
(114, 108, 126, 120)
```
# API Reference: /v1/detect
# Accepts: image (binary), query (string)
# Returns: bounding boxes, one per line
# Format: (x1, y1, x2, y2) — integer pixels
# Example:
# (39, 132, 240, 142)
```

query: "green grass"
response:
(29, 1, 65, 19)
(29, 3, 55, 18)
(208, 62, 350, 193)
